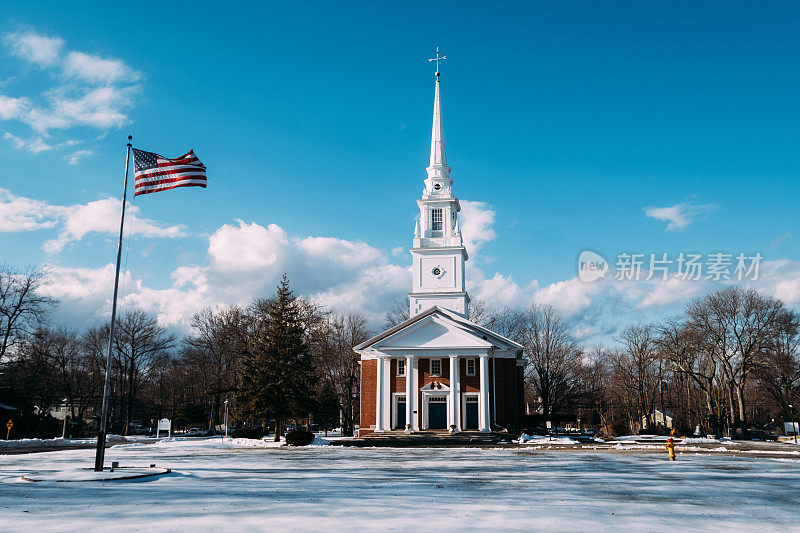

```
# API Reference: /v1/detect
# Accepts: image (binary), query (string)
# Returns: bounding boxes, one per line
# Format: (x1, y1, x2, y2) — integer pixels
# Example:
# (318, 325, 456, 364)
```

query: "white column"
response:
(411, 357, 420, 430)
(375, 356, 386, 432)
(449, 355, 460, 432)
(479, 354, 490, 433)
(405, 355, 414, 433)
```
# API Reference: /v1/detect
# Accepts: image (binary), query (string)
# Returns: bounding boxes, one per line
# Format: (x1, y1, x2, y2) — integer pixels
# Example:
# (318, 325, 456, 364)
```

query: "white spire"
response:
(426, 47, 450, 181)
(429, 74, 446, 170)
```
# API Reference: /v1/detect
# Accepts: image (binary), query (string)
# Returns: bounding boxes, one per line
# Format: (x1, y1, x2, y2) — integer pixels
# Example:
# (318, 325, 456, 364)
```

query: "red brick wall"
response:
(492, 358, 522, 432)
(460, 357, 480, 393)
(391, 359, 406, 394)
(359, 359, 376, 435)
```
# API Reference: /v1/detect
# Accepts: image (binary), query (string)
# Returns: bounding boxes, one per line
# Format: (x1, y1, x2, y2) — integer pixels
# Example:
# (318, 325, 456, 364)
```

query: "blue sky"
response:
(1, 1, 798, 342)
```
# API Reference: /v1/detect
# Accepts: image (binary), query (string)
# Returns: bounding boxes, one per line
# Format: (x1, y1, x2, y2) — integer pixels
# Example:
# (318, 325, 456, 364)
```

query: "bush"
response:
(285, 430, 315, 446)
(230, 427, 266, 439)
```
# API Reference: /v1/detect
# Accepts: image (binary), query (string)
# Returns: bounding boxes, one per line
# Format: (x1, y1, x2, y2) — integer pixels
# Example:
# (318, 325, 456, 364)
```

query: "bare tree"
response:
(687, 287, 784, 435)
(521, 305, 583, 416)
(384, 297, 410, 328)
(612, 324, 660, 431)
(657, 317, 721, 436)
(755, 309, 800, 421)
(111, 309, 176, 434)
(183, 304, 251, 428)
(311, 310, 370, 436)
(0, 266, 56, 364)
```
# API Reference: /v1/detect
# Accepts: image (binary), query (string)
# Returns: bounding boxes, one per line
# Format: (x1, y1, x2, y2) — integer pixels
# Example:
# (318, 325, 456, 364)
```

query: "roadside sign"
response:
(156, 418, 171, 438)
(6, 419, 12, 440)
(785, 422, 799, 436)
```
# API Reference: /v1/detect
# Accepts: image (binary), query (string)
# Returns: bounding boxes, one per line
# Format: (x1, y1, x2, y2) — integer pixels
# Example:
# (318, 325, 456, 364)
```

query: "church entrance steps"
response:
(332, 430, 515, 447)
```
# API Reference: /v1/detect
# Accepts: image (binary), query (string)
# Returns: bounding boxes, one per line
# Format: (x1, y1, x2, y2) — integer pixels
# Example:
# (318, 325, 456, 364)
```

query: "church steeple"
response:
(427, 73, 449, 178)
(409, 48, 469, 319)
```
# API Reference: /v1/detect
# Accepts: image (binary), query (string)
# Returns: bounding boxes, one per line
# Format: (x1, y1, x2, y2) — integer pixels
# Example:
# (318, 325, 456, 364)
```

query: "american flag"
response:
(132, 148, 206, 196)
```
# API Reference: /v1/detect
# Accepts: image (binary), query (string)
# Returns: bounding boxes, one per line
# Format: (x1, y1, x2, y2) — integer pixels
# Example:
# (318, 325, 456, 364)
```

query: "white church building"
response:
(355, 63, 525, 435)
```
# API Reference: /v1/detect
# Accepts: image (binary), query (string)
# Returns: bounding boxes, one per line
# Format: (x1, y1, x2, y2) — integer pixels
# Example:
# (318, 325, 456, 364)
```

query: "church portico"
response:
(356, 53, 525, 438)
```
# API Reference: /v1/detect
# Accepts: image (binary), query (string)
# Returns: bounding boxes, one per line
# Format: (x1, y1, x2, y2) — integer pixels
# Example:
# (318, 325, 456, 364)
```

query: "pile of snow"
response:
(114, 435, 332, 450)
(0, 434, 127, 449)
(616, 434, 672, 442)
(518, 433, 578, 445)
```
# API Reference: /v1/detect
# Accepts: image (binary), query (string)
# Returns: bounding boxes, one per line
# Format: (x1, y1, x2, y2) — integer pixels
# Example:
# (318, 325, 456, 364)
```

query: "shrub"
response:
(230, 427, 266, 439)
(285, 430, 315, 446)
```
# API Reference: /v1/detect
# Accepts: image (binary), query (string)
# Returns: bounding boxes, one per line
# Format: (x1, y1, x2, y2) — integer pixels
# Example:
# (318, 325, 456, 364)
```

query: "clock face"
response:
(431, 265, 446, 278)
(433, 183, 442, 191)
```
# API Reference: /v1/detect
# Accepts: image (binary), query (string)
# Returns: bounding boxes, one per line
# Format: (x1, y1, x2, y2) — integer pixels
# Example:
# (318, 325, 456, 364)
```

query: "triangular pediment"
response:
(371, 314, 494, 350)
(420, 381, 450, 391)
(354, 306, 523, 354)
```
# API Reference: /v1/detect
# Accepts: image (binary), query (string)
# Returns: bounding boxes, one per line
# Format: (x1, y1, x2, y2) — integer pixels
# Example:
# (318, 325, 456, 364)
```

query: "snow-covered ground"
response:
(2, 439, 799, 532)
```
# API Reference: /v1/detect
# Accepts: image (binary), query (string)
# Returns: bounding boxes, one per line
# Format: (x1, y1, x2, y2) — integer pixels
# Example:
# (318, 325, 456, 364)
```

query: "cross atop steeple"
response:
(428, 46, 446, 77)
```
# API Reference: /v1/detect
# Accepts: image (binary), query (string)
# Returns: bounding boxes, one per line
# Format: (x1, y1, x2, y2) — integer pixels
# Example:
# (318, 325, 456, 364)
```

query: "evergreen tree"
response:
(238, 275, 317, 441)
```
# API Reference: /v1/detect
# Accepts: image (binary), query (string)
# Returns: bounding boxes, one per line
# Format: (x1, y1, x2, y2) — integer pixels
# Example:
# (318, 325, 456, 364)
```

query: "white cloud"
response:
(745, 259, 800, 306)
(17, 185, 799, 343)
(470, 272, 527, 307)
(20, 85, 137, 133)
(1, 28, 141, 145)
(459, 200, 496, 256)
(644, 201, 715, 231)
(63, 51, 141, 84)
(43, 197, 186, 253)
(0, 188, 60, 232)
(40, 220, 408, 328)
(65, 149, 92, 165)
(3, 131, 79, 153)
(636, 276, 708, 309)
(4, 131, 53, 153)
(4, 31, 63, 66)
(0, 95, 29, 120)
(535, 277, 597, 316)
(0, 187, 185, 251)
(208, 221, 290, 273)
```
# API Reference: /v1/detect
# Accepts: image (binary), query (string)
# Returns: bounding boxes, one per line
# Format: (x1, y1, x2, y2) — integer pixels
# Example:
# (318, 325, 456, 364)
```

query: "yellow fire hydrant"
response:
(665, 437, 676, 461)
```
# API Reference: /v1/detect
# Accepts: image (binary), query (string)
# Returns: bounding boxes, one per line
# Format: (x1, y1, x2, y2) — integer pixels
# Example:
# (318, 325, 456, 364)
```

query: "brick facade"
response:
(359, 356, 523, 435)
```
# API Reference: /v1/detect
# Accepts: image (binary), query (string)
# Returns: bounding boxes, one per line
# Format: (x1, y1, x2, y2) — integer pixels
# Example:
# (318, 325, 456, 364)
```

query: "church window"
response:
(430, 358, 442, 376)
(431, 208, 443, 231)
(466, 358, 476, 376)
(397, 359, 406, 377)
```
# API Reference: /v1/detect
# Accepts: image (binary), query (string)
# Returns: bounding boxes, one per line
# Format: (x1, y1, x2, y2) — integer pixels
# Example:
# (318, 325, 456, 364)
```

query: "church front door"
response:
(464, 395, 479, 430)
(427, 396, 447, 429)
(395, 395, 406, 429)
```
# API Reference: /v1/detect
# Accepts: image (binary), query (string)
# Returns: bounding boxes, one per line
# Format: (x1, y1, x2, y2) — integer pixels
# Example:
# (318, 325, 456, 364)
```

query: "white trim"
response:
(392, 392, 407, 430)
(461, 392, 480, 430)
(383, 357, 391, 430)
(449, 355, 460, 431)
(466, 357, 476, 376)
(375, 356, 386, 432)
(479, 354, 490, 433)
(406, 355, 415, 431)
(430, 357, 442, 376)
(421, 391, 450, 430)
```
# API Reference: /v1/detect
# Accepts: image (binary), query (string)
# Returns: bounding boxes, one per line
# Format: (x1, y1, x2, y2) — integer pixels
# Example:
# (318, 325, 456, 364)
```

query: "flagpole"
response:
(94, 135, 132, 472)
